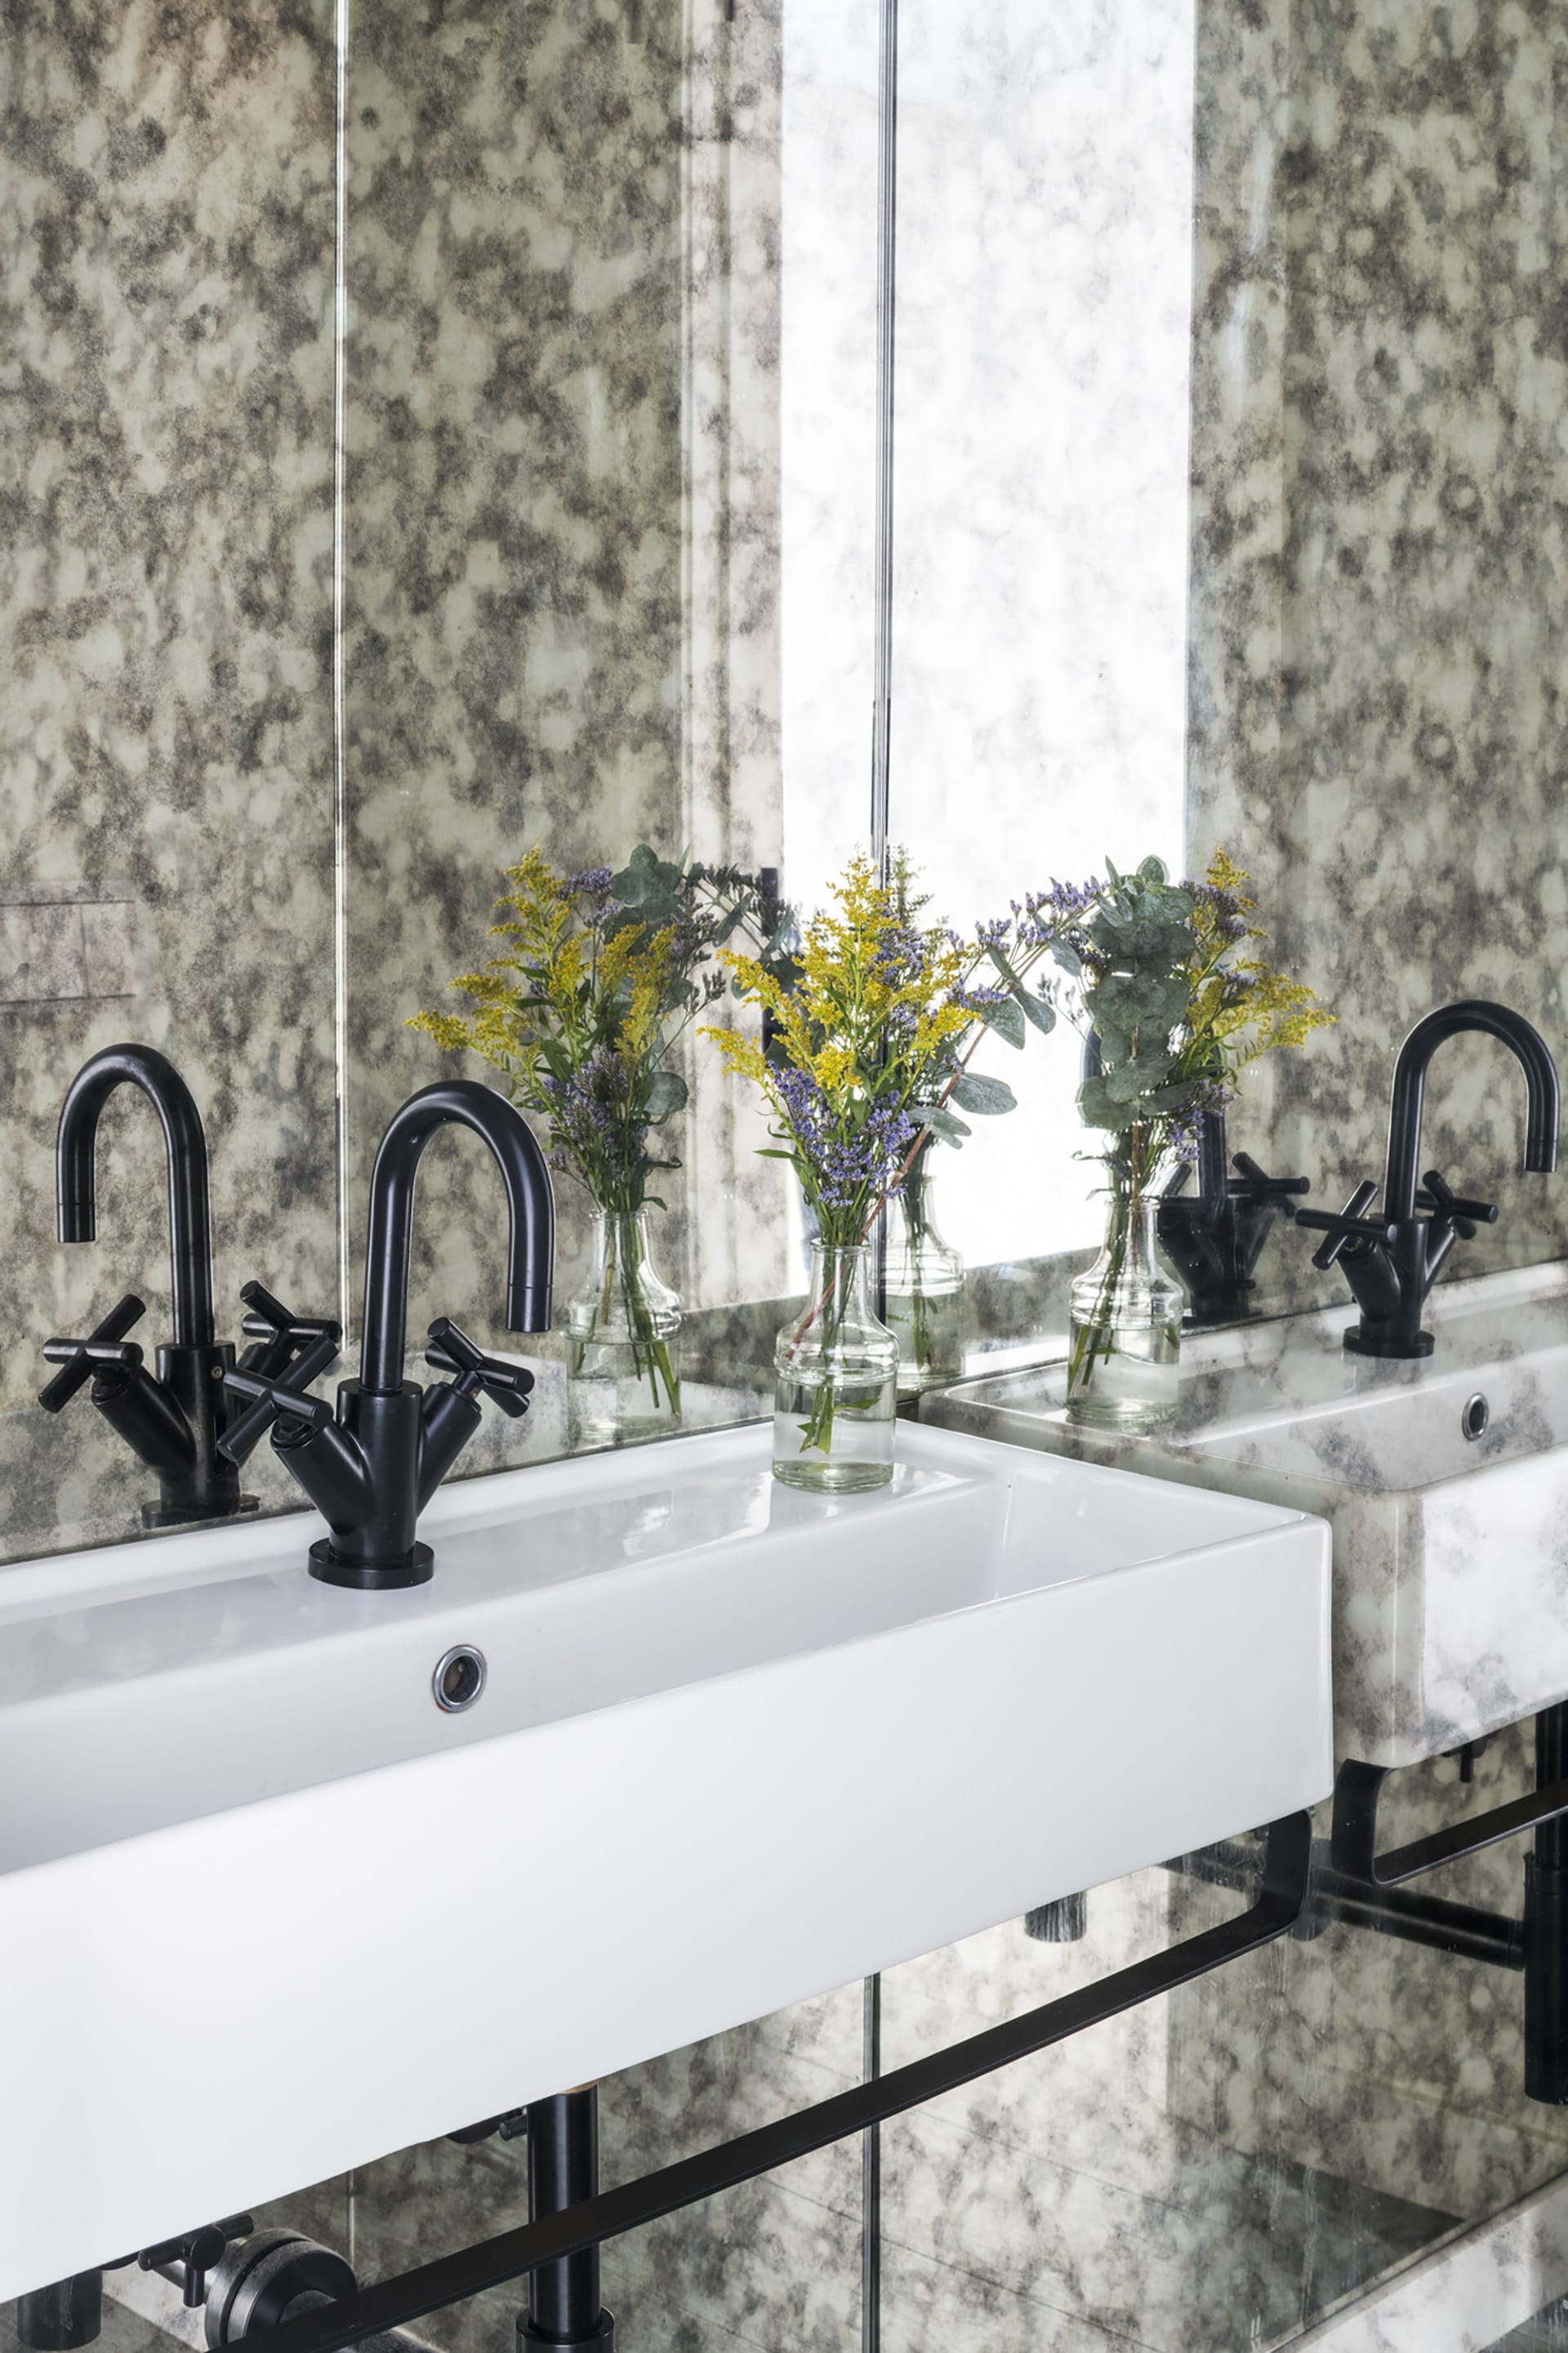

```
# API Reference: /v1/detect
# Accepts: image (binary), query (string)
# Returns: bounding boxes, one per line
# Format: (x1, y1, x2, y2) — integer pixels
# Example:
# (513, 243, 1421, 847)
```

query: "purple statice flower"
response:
(774, 1066, 918, 1214)
(539, 1044, 649, 1190)
(1168, 1076, 1236, 1165)
(949, 982, 1010, 1018)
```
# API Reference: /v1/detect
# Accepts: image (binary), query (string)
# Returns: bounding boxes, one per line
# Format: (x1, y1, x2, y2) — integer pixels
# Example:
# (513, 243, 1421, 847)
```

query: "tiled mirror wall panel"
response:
(6, 2, 1568, 2351)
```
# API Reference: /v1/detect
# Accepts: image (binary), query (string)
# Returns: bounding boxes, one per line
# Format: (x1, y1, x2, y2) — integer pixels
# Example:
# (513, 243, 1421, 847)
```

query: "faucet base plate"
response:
(308, 1538, 434, 1591)
(1343, 1326, 1435, 1360)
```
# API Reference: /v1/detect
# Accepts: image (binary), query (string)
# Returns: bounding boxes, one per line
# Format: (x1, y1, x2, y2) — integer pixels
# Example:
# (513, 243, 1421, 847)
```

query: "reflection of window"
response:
(892, 0, 1196, 1267)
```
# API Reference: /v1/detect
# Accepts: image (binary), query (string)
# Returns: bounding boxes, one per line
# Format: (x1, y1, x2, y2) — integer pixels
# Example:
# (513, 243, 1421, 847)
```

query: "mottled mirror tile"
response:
(0, 0, 338, 1557)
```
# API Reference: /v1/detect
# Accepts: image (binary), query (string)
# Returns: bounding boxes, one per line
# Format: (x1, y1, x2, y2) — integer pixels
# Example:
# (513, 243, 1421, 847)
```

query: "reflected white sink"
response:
(0, 1421, 1329, 2297)
(925, 1263, 1568, 1773)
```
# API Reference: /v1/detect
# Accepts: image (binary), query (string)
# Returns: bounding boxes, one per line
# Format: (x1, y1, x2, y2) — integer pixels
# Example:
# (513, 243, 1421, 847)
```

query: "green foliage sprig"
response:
(411, 844, 772, 1214)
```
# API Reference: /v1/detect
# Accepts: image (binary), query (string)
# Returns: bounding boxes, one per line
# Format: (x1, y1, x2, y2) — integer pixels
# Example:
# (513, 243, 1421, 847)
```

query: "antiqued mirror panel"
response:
(0, 1, 341, 1561)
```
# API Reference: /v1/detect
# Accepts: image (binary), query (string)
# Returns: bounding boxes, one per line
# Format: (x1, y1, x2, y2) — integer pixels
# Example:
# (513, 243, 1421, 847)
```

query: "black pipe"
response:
(1315, 1868, 1525, 1969)
(16, 2275, 102, 2350)
(520, 2092, 614, 2351)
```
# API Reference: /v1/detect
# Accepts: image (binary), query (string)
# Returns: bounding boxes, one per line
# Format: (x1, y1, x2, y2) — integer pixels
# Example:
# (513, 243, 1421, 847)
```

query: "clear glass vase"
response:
(566, 1209, 682, 1445)
(1067, 1186, 1182, 1432)
(884, 1139, 965, 1395)
(773, 1242, 898, 1492)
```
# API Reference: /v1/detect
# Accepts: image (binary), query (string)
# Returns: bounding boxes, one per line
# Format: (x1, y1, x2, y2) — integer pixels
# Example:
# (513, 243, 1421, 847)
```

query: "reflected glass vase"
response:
(773, 1242, 898, 1492)
(566, 1209, 682, 1445)
(884, 1139, 965, 1395)
(1067, 1183, 1182, 1432)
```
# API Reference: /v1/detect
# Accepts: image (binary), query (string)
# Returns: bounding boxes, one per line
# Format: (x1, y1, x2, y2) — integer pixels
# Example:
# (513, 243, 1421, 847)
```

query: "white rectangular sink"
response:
(925, 1263, 1568, 1773)
(0, 1421, 1329, 2298)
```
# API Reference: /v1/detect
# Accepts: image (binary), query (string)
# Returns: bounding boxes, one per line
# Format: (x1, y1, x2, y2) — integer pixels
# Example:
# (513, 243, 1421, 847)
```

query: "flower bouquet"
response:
(414, 844, 768, 1440)
(706, 853, 1067, 1486)
(1055, 851, 1332, 1429)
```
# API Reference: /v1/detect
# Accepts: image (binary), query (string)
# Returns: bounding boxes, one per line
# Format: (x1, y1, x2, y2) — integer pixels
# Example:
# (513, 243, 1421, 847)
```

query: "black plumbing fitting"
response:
(16, 2274, 104, 2351)
(519, 2091, 617, 2353)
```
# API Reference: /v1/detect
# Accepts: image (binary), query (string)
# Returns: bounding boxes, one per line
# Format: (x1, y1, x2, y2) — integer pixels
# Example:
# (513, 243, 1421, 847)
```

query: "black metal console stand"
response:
(519, 2093, 616, 2351)
(180, 1812, 1310, 2353)
(1326, 1724, 1568, 2104)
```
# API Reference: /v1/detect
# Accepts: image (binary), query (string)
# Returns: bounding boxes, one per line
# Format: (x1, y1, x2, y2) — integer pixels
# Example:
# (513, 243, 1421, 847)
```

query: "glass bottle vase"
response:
(773, 1242, 898, 1492)
(884, 1138, 965, 1395)
(1067, 1188, 1182, 1432)
(566, 1209, 682, 1445)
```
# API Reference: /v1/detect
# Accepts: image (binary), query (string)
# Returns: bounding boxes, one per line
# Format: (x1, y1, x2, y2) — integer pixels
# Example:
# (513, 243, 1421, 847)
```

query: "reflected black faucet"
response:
(39, 1045, 341, 1523)
(222, 1081, 555, 1587)
(1156, 1106, 1312, 1326)
(1296, 1000, 1560, 1357)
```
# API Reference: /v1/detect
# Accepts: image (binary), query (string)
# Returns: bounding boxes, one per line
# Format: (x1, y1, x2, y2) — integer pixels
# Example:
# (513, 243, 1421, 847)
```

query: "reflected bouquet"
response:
(413, 844, 769, 1419)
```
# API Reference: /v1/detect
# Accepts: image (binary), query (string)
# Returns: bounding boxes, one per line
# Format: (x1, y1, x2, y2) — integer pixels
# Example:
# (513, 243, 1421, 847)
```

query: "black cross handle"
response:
(1416, 1168, 1499, 1242)
(1295, 1182, 1392, 1272)
(38, 1293, 147, 1415)
(427, 1316, 536, 1419)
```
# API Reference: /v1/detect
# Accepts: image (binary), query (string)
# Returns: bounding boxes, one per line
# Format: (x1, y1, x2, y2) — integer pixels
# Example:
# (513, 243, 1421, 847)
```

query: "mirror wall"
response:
(3, 0, 1567, 1570)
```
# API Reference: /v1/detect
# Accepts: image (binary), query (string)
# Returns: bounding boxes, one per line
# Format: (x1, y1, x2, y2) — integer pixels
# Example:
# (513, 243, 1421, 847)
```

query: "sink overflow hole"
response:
(1461, 1393, 1490, 1442)
(434, 1643, 488, 1713)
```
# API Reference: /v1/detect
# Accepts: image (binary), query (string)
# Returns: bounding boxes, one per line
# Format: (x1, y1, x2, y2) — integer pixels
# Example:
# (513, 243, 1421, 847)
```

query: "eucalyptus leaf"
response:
(924, 1105, 972, 1145)
(1093, 971, 1189, 1035)
(1017, 987, 1056, 1035)
(1076, 1076, 1141, 1132)
(1051, 943, 1083, 978)
(1102, 1054, 1176, 1104)
(1137, 854, 1169, 884)
(949, 1071, 1018, 1116)
(609, 844, 684, 908)
(642, 1068, 688, 1118)
(980, 995, 1027, 1049)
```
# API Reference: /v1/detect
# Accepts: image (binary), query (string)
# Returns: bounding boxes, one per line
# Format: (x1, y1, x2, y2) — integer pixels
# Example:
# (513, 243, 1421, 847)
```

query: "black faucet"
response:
(221, 1080, 555, 1588)
(1296, 1000, 1560, 1357)
(39, 1045, 341, 1524)
(1156, 1106, 1312, 1326)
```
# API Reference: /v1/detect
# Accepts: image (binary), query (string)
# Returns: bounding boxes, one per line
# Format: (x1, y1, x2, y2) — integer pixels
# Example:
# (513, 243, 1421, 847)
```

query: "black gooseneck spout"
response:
(360, 1081, 555, 1395)
(42, 1045, 246, 1523)
(56, 1045, 216, 1347)
(42, 1046, 344, 1525)
(224, 1080, 555, 1588)
(1298, 998, 1560, 1358)
(1383, 998, 1559, 1221)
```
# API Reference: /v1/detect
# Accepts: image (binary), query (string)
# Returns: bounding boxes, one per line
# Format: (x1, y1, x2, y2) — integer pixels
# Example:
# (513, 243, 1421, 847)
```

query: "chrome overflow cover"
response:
(1461, 1393, 1490, 1442)
(433, 1643, 488, 1713)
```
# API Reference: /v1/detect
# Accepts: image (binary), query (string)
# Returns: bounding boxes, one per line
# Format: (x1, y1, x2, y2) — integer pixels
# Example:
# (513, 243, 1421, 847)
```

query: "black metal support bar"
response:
(1164, 1835, 1523, 1966)
(1330, 1758, 1568, 1887)
(194, 1814, 1310, 2353)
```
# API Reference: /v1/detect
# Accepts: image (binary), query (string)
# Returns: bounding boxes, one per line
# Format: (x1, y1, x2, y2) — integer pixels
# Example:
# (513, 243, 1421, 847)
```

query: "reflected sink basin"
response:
(924, 1262, 1568, 1775)
(0, 1421, 1329, 2297)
